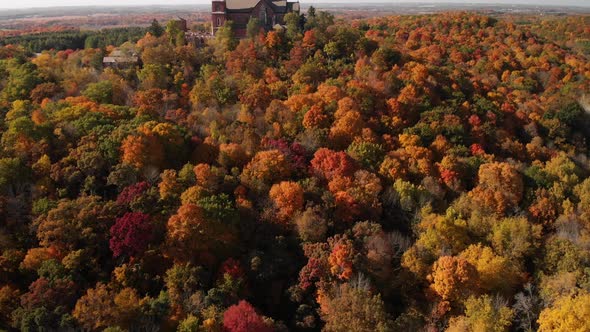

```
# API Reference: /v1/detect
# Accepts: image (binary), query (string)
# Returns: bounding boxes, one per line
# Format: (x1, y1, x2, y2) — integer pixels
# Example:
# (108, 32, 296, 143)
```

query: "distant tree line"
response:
(0, 27, 147, 52)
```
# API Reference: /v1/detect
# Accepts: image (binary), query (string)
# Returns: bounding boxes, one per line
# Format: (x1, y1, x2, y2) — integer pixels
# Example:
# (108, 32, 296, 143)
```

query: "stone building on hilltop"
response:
(211, 0, 300, 37)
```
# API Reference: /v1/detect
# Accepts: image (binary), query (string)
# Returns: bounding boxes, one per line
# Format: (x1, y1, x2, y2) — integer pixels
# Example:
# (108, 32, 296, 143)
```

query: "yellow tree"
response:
(489, 217, 541, 260)
(428, 255, 479, 302)
(459, 244, 521, 295)
(166, 204, 235, 263)
(538, 292, 590, 332)
(269, 181, 304, 224)
(159, 169, 180, 200)
(121, 134, 164, 170)
(447, 295, 514, 332)
(240, 150, 292, 193)
(318, 283, 392, 332)
(73, 284, 141, 330)
(469, 162, 523, 215)
(329, 102, 365, 149)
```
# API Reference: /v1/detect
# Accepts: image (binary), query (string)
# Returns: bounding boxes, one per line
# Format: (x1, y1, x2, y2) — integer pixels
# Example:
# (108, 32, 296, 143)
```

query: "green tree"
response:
(215, 20, 238, 52)
(246, 17, 262, 39)
(166, 20, 185, 46)
(82, 81, 114, 104)
(148, 19, 165, 37)
(0, 157, 30, 194)
(0, 59, 40, 106)
(138, 64, 169, 90)
(284, 12, 303, 40)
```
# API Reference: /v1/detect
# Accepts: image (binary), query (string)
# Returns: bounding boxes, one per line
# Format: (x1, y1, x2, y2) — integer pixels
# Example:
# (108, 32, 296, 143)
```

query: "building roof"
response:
(103, 49, 138, 64)
(110, 50, 125, 57)
(225, 0, 258, 9)
(103, 56, 139, 64)
(225, 0, 297, 12)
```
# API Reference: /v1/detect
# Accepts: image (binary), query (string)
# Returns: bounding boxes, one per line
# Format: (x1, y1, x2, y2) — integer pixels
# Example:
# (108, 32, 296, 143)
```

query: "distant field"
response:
(0, 6, 211, 34)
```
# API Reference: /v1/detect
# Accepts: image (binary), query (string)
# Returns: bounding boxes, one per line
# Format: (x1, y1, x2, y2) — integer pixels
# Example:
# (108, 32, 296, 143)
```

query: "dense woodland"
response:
(0, 27, 149, 53)
(0, 9, 589, 332)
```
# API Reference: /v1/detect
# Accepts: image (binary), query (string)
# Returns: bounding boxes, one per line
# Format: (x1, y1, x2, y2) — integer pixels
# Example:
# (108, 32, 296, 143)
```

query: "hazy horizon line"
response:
(1, 0, 590, 11)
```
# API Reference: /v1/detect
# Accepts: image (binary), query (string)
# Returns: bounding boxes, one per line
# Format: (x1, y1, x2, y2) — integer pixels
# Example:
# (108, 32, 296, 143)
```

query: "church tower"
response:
(211, 0, 227, 34)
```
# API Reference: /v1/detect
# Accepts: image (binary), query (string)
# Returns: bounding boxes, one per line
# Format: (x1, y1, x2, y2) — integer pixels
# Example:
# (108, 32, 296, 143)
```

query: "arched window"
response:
(259, 5, 267, 25)
(217, 17, 222, 26)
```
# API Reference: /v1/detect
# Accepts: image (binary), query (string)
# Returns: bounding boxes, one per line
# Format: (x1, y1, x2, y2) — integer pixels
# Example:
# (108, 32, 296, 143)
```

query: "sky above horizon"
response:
(1, 0, 589, 10)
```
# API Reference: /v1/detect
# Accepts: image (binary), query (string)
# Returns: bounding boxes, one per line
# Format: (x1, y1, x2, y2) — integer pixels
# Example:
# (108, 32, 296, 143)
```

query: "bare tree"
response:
(513, 283, 542, 332)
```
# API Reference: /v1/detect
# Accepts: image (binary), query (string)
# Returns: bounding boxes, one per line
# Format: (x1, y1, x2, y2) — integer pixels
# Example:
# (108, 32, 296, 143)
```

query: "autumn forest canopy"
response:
(0, 9, 589, 332)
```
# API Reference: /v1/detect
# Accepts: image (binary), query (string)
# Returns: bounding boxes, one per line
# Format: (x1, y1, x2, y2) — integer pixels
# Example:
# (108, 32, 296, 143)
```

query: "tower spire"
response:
(211, 0, 227, 35)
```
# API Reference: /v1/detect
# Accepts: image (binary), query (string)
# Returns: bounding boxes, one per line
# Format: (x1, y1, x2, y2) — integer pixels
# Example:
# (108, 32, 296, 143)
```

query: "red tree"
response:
(116, 182, 150, 205)
(20, 277, 77, 310)
(223, 300, 274, 332)
(309, 148, 356, 182)
(218, 258, 245, 281)
(109, 212, 153, 258)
